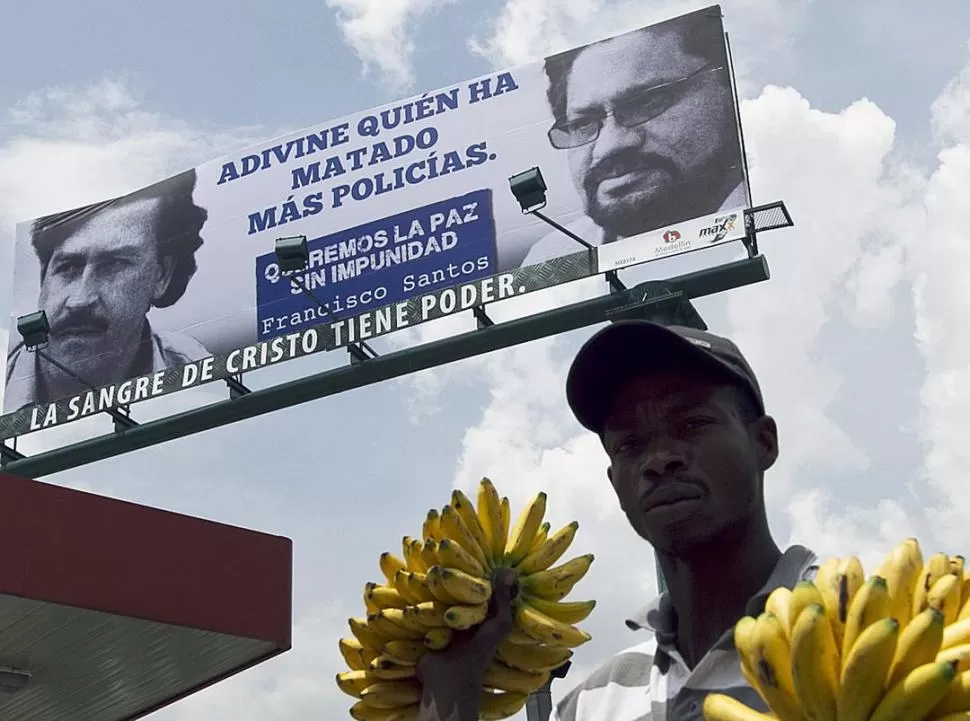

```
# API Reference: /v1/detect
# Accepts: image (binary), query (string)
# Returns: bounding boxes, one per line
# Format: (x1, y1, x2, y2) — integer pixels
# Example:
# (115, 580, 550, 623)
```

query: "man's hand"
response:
(416, 568, 518, 721)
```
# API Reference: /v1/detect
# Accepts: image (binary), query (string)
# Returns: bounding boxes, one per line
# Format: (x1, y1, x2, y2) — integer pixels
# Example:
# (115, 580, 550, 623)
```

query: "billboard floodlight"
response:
(14, 310, 138, 433)
(16, 311, 51, 352)
(274, 235, 309, 272)
(509, 167, 548, 213)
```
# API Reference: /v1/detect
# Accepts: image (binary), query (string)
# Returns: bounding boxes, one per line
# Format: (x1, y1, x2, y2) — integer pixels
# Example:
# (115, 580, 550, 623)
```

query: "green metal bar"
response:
(2, 255, 769, 479)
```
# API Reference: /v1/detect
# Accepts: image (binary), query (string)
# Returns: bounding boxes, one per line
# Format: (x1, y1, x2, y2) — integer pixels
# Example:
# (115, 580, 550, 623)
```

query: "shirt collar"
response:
(625, 544, 818, 637)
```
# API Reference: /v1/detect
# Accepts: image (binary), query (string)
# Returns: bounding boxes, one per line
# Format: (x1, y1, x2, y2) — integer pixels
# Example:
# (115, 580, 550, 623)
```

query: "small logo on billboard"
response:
(699, 213, 738, 243)
(662, 229, 682, 243)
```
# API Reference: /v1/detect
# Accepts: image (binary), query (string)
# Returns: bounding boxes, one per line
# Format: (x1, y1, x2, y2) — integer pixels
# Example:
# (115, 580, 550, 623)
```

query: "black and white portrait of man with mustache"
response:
(520, 9, 747, 267)
(4, 169, 210, 409)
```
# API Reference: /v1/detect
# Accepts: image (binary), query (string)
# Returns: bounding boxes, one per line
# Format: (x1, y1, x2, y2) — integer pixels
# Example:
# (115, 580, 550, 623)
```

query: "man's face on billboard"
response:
(38, 198, 173, 381)
(563, 29, 736, 238)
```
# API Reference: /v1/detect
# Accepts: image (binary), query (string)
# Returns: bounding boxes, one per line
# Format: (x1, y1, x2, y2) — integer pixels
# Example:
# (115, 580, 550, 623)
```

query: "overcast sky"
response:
(2, 1, 970, 719)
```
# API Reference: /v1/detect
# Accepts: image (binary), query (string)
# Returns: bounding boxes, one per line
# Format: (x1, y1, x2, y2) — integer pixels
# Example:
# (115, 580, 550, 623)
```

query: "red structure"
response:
(0, 471, 292, 720)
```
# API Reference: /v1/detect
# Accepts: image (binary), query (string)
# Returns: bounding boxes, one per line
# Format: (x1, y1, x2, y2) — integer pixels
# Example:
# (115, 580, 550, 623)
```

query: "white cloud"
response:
(326, 0, 456, 91)
(468, 0, 816, 96)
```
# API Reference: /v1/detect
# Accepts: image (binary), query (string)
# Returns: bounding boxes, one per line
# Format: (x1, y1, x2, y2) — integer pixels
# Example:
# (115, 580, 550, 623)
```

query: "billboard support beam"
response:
(473, 306, 494, 329)
(1, 254, 771, 479)
(226, 375, 251, 399)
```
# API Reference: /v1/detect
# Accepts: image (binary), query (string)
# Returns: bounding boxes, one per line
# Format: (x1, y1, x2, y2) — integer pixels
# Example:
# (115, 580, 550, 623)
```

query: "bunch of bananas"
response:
(336, 477, 596, 721)
(704, 537, 970, 721)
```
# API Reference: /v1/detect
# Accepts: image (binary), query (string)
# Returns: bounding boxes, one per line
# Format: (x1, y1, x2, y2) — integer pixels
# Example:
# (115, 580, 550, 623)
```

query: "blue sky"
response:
(2, 1, 970, 719)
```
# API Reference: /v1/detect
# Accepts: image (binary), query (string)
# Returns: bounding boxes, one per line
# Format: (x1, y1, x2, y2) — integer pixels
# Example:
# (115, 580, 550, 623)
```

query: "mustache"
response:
(54, 311, 110, 335)
(584, 151, 681, 191)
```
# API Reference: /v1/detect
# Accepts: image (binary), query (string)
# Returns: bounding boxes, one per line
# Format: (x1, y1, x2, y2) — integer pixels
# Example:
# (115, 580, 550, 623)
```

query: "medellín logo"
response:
(662, 229, 682, 243)
(699, 213, 739, 243)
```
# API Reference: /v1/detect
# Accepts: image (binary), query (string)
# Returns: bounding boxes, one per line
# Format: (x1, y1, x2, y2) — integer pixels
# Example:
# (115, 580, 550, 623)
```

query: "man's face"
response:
(602, 369, 777, 554)
(38, 198, 172, 381)
(563, 30, 737, 237)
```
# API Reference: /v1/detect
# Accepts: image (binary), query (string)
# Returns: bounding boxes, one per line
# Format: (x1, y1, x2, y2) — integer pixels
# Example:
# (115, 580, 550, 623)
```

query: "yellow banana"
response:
(423, 509, 444, 542)
(748, 612, 805, 721)
(516, 521, 579, 576)
(366, 584, 410, 611)
(337, 669, 378, 697)
(841, 574, 892, 662)
(836, 617, 900, 721)
(875, 538, 923, 629)
(368, 611, 424, 641)
(520, 595, 595, 625)
(340, 637, 370, 671)
(530, 522, 551, 553)
(403, 572, 436, 604)
(495, 639, 573, 671)
(835, 556, 865, 633)
(391, 571, 421, 604)
(928, 573, 963, 625)
(765, 586, 794, 640)
(869, 661, 958, 721)
(451, 489, 492, 568)
(349, 617, 387, 651)
(369, 656, 417, 680)
(402, 537, 427, 573)
(358, 680, 421, 709)
(437, 538, 486, 577)
(951, 555, 965, 579)
(733, 616, 759, 670)
(421, 540, 440, 570)
(479, 690, 528, 721)
(937, 643, 970, 674)
(440, 505, 490, 569)
(931, 668, 970, 716)
(350, 700, 415, 721)
(813, 558, 844, 650)
(702, 693, 778, 721)
(788, 581, 825, 636)
(380, 552, 408, 584)
(959, 595, 970, 623)
(483, 661, 549, 694)
(915, 553, 952, 617)
(476, 478, 506, 566)
(423, 626, 454, 650)
(425, 566, 462, 604)
(789, 603, 839, 721)
(514, 603, 591, 647)
(520, 554, 595, 602)
(504, 491, 548, 565)
(436, 567, 492, 605)
(383, 639, 426, 666)
(406, 600, 448, 628)
(942, 618, 970, 650)
(382, 608, 429, 634)
(444, 602, 489, 630)
(888, 607, 945, 688)
(365, 583, 381, 614)
(500, 497, 511, 553)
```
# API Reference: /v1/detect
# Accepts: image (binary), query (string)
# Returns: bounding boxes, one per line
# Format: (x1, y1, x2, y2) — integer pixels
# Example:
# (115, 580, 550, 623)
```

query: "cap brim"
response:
(566, 320, 733, 433)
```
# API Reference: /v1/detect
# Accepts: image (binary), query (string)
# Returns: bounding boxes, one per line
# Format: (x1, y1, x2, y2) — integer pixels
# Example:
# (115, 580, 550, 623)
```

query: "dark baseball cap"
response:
(566, 320, 765, 434)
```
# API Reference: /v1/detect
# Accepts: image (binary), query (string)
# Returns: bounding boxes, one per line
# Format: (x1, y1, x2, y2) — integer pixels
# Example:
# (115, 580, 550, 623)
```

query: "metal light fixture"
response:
(0, 667, 31, 694)
(274, 235, 309, 272)
(509, 167, 548, 213)
(16, 310, 51, 351)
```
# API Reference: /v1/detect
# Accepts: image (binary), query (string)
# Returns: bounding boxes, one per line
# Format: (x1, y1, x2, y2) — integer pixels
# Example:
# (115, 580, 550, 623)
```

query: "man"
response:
(4, 169, 210, 409)
(521, 8, 747, 267)
(417, 320, 817, 721)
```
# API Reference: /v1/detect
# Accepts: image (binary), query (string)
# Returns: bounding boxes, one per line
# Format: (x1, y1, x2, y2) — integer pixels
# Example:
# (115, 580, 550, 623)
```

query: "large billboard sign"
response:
(1, 4, 749, 438)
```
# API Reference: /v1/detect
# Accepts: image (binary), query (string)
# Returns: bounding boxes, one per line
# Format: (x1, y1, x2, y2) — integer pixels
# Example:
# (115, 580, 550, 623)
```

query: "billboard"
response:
(0, 4, 749, 438)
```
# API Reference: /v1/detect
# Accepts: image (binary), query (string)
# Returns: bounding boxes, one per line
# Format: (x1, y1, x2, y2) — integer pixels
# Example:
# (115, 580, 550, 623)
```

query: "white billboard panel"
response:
(1, 4, 748, 437)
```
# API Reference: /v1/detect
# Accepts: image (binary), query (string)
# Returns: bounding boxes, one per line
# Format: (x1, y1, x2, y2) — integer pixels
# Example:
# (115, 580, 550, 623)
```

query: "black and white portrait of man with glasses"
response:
(520, 8, 747, 267)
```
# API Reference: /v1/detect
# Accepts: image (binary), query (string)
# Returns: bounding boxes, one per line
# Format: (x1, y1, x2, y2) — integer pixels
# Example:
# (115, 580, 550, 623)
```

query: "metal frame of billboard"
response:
(0, 201, 793, 479)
